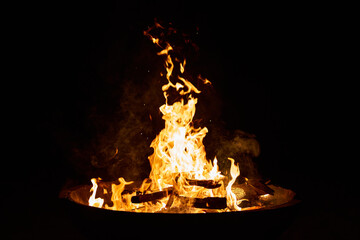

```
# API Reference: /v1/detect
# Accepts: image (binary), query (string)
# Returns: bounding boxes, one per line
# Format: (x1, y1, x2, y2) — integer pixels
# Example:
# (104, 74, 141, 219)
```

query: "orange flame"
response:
(107, 178, 134, 211)
(88, 22, 243, 212)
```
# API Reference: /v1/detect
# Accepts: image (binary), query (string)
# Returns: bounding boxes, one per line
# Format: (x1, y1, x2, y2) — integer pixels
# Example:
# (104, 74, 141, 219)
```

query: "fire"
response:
(88, 178, 104, 208)
(87, 22, 243, 213)
(226, 158, 242, 211)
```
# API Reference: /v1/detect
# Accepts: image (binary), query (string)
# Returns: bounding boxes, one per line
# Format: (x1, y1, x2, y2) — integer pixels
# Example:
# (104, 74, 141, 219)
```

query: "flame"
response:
(89, 178, 104, 208)
(226, 158, 242, 211)
(180, 59, 186, 74)
(87, 22, 244, 213)
(198, 74, 212, 85)
(107, 178, 134, 210)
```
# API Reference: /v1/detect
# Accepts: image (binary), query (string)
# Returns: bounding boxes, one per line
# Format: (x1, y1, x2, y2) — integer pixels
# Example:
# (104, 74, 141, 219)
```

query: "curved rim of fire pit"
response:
(62, 182, 300, 214)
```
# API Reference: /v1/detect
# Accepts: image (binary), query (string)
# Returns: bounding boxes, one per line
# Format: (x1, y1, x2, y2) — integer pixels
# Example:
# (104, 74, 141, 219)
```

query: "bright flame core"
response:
(88, 23, 243, 213)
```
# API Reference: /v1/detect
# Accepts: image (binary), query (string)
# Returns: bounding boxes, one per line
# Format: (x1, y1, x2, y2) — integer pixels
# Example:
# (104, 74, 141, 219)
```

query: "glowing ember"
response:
(87, 22, 253, 213)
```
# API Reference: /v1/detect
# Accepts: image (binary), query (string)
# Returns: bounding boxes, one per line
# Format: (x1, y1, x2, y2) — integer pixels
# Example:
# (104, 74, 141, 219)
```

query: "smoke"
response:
(101, 76, 164, 180)
(66, 36, 166, 182)
(205, 128, 260, 179)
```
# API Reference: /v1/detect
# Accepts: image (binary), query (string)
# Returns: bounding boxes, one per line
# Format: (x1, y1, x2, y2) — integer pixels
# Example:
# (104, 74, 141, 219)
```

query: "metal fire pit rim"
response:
(61, 183, 300, 215)
(76, 198, 301, 215)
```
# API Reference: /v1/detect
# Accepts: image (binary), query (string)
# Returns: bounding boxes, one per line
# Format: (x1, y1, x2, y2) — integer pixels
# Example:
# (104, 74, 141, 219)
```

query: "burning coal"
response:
(65, 21, 295, 213)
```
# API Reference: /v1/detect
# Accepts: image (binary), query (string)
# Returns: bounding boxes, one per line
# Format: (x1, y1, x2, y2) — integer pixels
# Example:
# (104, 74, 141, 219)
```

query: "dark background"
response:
(9, 1, 358, 239)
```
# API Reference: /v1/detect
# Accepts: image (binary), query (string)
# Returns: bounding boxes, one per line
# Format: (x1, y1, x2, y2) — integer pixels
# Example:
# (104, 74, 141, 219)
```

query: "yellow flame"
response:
(180, 59, 186, 74)
(226, 158, 242, 211)
(107, 178, 134, 210)
(88, 23, 244, 212)
(89, 178, 104, 208)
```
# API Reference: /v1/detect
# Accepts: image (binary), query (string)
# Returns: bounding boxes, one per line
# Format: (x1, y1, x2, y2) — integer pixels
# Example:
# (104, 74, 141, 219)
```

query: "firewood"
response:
(131, 188, 173, 203)
(176, 196, 227, 209)
(247, 179, 274, 195)
(186, 179, 222, 189)
(237, 177, 274, 195)
(165, 191, 175, 208)
(192, 197, 227, 209)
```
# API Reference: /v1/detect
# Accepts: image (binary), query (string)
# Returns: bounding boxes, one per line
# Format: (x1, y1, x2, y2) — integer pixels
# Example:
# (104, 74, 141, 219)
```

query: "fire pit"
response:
(61, 181, 299, 238)
(61, 180, 299, 238)
(61, 21, 299, 236)
(64, 178, 296, 213)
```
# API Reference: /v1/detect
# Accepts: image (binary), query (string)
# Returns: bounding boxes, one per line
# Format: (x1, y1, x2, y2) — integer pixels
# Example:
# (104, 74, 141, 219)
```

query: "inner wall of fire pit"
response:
(67, 182, 295, 213)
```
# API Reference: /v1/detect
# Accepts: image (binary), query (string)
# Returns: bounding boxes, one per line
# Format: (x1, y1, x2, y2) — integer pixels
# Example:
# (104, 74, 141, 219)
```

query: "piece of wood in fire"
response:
(193, 197, 227, 209)
(131, 188, 173, 203)
(186, 179, 222, 189)
(247, 179, 274, 195)
(176, 196, 227, 209)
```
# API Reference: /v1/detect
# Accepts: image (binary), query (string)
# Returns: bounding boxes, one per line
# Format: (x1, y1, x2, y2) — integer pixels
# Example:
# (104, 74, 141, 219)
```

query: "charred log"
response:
(131, 188, 173, 203)
(186, 179, 222, 189)
(176, 196, 227, 209)
(192, 197, 227, 209)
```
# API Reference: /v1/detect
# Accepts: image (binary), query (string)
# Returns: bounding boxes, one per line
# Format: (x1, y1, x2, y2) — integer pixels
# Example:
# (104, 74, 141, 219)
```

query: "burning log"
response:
(192, 197, 227, 209)
(131, 187, 227, 209)
(163, 177, 223, 208)
(131, 188, 173, 203)
(186, 179, 222, 189)
(176, 196, 227, 209)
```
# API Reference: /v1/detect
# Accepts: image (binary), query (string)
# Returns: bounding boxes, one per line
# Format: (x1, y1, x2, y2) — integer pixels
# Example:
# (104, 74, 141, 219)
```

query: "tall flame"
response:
(226, 158, 242, 211)
(87, 22, 243, 212)
(146, 25, 224, 202)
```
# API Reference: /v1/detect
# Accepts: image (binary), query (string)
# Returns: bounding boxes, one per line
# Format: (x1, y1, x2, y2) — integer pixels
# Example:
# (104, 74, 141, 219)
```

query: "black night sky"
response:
(9, 1, 358, 239)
